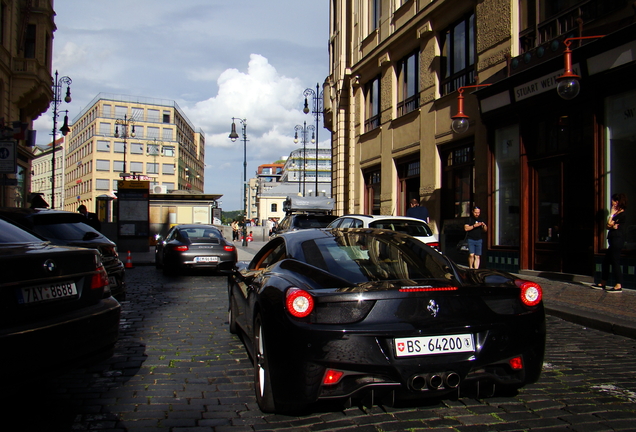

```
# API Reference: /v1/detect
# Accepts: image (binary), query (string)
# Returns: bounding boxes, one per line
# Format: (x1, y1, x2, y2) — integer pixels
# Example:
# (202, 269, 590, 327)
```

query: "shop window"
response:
(397, 51, 419, 116)
(440, 13, 475, 96)
(441, 144, 474, 219)
(364, 169, 381, 215)
(494, 125, 520, 246)
(605, 89, 636, 250)
(364, 76, 381, 132)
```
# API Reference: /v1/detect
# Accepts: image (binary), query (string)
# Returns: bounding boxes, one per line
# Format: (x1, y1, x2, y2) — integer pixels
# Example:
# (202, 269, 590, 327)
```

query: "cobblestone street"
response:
(4, 266, 636, 432)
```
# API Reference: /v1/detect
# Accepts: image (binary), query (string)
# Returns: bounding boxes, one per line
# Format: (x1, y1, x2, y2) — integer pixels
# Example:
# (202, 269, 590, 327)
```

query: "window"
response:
(271, 203, 277, 212)
(113, 161, 124, 172)
(147, 126, 159, 139)
(0, 4, 6, 47)
(115, 106, 127, 118)
(114, 142, 126, 153)
(364, 76, 381, 132)
(162, 128, 173, 141)
(132, 107, 143, 121)
(364, 169, 381, 215)
(99, 123, 111, 135)
(147, 109, 160, 122)
(24, 24, 36, 58)
(147, 163, 159, 174)
(162, 163, 175, 175)
(397, 51, 419, 116)
(130, 162, 143, 173)
(96, 179, 110, 190)
(131, 143, 144, 154)
(162, 146, 175, 157)
(441, 144, 474, 219)
(147, 144, 160, 156)
(97, 140, 110, 152)
(494, 125, 520, 246)
(370, 0, 381, 32)
(96, 160, 110, 171)
(163, 111, 170, 123)
(440, 13, 475, 96)
(164, 182, 175, 191)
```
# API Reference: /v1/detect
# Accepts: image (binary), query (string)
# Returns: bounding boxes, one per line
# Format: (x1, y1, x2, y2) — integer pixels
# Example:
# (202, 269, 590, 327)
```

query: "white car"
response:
(327, 214, 439, 249)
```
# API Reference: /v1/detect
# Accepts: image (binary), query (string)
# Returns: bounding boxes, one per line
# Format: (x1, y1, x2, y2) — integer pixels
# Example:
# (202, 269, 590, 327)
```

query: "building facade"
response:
(326, 0, 635, 286)
(30, 138, 63, 206)
(63, 93, 205, 216)
(0, 0, 56, 208)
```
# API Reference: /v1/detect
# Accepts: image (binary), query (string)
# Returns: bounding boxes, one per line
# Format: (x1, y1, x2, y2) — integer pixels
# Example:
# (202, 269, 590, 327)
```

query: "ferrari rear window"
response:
(369, 219, 433, 237)
(301, 233, 453, 283)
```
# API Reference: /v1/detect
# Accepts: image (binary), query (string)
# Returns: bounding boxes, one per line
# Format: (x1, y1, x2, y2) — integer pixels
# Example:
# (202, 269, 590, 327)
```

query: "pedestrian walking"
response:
(406, 198, 429, 223)
(77, 204, 101, 232)
(464, 206, 487, 269)
(592, 193, 627, 293)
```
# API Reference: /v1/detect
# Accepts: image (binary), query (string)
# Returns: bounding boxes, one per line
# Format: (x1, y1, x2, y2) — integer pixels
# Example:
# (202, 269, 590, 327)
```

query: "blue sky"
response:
(35, 0, 330, 211)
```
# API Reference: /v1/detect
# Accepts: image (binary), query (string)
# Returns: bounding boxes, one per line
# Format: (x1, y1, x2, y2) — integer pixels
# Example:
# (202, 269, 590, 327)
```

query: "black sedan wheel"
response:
(253, 314, 276, 413)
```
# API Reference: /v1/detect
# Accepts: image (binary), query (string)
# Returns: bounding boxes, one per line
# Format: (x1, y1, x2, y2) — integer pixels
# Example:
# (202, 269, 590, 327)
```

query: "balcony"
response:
(11, 57, 53, 118)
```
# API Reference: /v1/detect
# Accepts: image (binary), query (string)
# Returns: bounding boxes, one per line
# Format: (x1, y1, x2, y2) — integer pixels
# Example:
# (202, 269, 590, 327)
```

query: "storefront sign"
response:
(0, 141, 17, 173)
(513, 64, 580, 102)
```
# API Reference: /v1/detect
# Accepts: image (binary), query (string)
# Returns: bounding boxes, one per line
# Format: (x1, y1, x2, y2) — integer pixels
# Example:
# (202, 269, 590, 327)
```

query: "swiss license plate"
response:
(194, 256, 219, 263)
(394, 333, 474, 357)
(18, 281, 78, 304)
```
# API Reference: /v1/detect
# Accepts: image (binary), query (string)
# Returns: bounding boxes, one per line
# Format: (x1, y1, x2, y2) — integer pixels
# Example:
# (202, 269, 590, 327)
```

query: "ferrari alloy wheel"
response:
(253, 314, 276, 412)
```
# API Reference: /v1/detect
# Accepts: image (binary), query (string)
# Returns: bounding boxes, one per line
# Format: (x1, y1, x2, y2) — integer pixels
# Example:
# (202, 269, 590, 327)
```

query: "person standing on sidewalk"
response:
(464, 206, 487, 269)
(592, 193, 627, 293)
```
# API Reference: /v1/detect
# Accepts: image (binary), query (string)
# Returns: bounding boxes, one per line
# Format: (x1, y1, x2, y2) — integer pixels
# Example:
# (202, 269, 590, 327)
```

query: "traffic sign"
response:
(0, 140, 17, 173)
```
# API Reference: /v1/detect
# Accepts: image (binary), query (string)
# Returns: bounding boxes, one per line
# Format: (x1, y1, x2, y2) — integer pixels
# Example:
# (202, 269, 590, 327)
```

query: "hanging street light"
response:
(50, 71, 72, 209)
(229, 117, 249, 246)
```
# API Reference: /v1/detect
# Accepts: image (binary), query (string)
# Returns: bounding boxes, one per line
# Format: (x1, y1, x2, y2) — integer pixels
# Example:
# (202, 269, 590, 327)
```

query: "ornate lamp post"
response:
(114, 114, 135, 177)
(229, 117, 248, 246)
(294, 122, 315, 196)
(50, 71, 72, 209)
(303, 83, 323, 192)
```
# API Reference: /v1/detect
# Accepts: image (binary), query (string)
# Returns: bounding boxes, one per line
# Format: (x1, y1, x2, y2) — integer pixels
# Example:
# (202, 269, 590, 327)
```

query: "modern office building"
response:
(63, 93, 205, 216)
(326, 0, 635, 284)
(0, 0, 56, 208)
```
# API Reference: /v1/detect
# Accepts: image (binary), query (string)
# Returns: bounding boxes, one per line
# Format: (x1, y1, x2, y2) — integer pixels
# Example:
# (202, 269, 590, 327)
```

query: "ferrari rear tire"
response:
(253, 314, 276, 413)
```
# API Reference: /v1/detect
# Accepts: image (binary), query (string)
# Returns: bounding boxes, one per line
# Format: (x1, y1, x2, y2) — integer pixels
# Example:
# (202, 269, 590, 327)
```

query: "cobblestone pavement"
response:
(3, 266, 636, 432)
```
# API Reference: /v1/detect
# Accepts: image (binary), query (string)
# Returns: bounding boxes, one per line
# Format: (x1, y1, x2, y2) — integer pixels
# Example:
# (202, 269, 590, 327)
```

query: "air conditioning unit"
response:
(152, 185, 168, 194)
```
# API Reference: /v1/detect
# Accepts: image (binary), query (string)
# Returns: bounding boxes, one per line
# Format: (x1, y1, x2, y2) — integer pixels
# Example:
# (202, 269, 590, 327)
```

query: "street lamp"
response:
(450, 84, 491, 134)
(294, 122, 314, 196)
(114, 114, 135, 177)
(303, 83, 323, 192)
(229, 117, 248, 246)
(50, 71, 72, 209)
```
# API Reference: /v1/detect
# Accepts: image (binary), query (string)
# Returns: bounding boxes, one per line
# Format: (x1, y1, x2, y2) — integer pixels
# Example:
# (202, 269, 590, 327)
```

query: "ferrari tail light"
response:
(515, 280, 543, 307)
(509, 356, 523, 370)
(224, 245, 236, 252)
(91, 263, 110, 290)
(285, 288, 314, 318)
(323, 369, 344, 385)
(172, 245, 189, 252)
(426, 241, 440, 249)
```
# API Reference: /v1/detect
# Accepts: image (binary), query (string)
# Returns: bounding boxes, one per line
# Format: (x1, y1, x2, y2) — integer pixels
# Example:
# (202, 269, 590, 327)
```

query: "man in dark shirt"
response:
(78, 204, 101, 232)
(406, 198, 429, 223)
(464, 206, 487, 269)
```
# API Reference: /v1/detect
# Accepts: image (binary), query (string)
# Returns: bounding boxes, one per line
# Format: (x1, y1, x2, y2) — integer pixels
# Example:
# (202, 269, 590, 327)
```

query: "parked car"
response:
(155, 224, 237, 275)
(0, 218, 121, 384)
(274, 195, 337, 235)
(0, 208, 126, 300)
(228, 228, 545, 413)
(328, 214, 439, 249)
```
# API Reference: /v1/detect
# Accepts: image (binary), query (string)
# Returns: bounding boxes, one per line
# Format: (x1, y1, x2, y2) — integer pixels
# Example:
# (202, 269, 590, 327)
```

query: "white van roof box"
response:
(283, 196, 334, 214)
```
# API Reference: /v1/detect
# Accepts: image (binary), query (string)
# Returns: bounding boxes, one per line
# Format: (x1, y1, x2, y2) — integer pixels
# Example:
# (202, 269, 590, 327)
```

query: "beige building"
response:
(30, 138, 64, 206)
(63, 93, 205, 216)
(0, 0, 56, 208)
(326, 0, 635, 284)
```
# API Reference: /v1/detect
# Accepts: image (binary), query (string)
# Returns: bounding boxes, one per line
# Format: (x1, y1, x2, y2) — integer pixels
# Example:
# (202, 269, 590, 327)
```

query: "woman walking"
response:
(592, 193, 627, 292)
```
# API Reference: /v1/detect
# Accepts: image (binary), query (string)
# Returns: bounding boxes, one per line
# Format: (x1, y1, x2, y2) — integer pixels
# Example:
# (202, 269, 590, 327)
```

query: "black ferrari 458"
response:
(228, 228, 546, 413)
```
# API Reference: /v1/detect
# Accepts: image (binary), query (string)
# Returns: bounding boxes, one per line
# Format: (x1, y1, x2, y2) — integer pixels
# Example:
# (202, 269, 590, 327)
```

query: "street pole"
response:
(229, 118, 248, 246)
(50, 71, 72, 209)
(304, 83, 323, 193)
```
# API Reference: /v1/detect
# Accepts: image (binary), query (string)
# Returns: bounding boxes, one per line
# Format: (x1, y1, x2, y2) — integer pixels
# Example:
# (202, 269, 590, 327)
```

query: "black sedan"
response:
(155, 224, 237, 275)
(0, 218, 120, 384)
(228, 228, 546, 413)
(0, 208, 126, 300)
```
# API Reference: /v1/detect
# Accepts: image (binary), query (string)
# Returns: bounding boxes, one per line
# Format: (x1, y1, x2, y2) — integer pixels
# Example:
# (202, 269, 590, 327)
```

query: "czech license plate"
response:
(394, 333, 474, 357)
(194, 256, 219, 263)
(18, 281, 78, 304)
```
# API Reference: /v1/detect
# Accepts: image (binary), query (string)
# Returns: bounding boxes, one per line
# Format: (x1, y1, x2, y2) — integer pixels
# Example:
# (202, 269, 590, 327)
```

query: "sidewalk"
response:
(128, 241, 636, 340)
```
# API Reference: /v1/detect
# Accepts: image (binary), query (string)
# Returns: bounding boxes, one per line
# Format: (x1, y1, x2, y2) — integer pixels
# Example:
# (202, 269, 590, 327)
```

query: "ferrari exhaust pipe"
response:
(409, 374, 427, 391)
(444, 372, 460, 388)
(427, 373, 443, 390)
